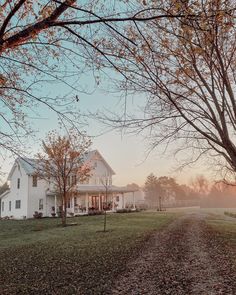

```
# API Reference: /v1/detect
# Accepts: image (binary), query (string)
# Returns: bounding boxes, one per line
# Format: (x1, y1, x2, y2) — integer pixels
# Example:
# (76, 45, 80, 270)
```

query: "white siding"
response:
(1, 150, 119, 219)
(82, 156, 113, 186)
(2, 163, 29, 218)
(115, 190, 145, 209)
(27, 177, 48, 218)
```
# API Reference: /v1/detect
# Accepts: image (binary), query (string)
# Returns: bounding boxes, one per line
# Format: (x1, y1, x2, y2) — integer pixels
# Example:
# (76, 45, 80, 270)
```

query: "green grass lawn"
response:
(0, 211, 176, 295)
(206, 212, 236, 245)
(205, 209, 236, 274)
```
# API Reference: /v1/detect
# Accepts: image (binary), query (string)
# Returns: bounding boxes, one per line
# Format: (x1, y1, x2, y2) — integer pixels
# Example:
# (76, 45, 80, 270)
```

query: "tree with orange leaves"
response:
(97, 0, 236, 181)
(37, 129, 91, 226)
(2, 0, 234, 181)
(0, 0, 206, 165)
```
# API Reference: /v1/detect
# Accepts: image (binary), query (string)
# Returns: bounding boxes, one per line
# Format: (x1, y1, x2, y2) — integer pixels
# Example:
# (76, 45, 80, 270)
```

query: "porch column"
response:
(98, 193, 101, 210)
(112, 193, 115, 211)
(133, 191, 136, 209)
(86, 193, 89, 212)
(72, 196, 74, 213)
(54, 195, 57, 214)
(45, 195, 47, 217)
(122, 193, 124, 209)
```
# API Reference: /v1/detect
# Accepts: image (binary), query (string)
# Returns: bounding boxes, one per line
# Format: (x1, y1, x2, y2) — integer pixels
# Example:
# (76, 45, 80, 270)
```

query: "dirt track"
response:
(112, 214, 236, 295)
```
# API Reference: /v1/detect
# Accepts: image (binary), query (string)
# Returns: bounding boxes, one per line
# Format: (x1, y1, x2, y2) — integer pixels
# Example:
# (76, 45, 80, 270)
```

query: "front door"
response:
(91, 196, 99, 209)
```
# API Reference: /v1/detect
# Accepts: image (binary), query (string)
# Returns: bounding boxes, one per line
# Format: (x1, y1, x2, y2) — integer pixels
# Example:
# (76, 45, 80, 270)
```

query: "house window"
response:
(116, 196, 119, 202)
(2, 202, 4, 212)
(17, 178, 20, 189)
(72, 175, 77, 186)
(32, 175, 37, 187)
(15, 200, 21, 209)
(74, 197, 78, 206)
(39, 199, 43, 210)
(67, 199, 71, 208)
(9, 201, 11, 211)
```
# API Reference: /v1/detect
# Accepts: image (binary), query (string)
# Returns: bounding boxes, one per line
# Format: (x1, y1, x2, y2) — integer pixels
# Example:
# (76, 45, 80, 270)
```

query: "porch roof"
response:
(76, 185, 137, 194)
(46, 185, 138, 196)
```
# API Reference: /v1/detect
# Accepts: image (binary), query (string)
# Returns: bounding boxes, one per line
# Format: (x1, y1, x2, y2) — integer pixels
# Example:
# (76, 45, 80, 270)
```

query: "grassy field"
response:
(0, 211, 176, 295)
(204, 208, 236, 275)
(206, 211, 236, 245)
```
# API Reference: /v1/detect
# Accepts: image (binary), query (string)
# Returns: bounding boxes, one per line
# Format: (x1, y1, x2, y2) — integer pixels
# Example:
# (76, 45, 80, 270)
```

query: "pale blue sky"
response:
(0, 1, 212, 186)
(1, 77, 209, 186)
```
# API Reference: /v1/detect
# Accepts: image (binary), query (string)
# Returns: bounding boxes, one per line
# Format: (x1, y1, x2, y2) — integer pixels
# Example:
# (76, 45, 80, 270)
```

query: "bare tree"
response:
(37, 129, 91, 226)
(190, 175, 209, 198)
(95, 1, 236, 179)
(0, 0, 200, 162)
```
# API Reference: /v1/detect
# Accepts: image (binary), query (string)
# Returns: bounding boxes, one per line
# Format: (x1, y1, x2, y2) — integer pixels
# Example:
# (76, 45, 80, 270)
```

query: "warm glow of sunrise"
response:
(1, 1, 236, 294)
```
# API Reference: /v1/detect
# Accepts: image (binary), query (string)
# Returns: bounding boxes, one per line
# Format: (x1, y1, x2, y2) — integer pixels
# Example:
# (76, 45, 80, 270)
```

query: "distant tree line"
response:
(144, 173, 236, 209)
(144, 173, 200, 210)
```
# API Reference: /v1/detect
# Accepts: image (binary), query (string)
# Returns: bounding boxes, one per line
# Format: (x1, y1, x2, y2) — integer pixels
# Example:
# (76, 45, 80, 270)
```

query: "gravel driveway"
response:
(111, 214, 236, 295)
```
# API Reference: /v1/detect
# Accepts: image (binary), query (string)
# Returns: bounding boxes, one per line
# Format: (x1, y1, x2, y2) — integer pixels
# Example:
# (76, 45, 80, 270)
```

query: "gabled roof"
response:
(0, 189, 10, 199)
(84, 150, 115, 175)
(8, 157, 50, 180)
(7, 158, 39, 180)
(8, 150, 115, 179)
(18, 158, 39, 175)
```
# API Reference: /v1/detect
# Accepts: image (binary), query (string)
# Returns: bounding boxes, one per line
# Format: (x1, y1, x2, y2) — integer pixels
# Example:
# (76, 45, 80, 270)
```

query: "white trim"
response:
(86, 150, 116, 175)
(7, 163, 17, 180)
(73, 184, 138, 194)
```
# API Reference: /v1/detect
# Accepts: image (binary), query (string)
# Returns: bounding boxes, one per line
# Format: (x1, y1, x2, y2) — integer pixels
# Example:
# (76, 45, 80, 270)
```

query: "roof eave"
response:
(0, 190, 10, 199)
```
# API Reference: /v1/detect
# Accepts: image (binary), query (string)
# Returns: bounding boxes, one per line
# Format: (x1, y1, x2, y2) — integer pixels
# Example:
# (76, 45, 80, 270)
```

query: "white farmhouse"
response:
(0, 150, 141, 219)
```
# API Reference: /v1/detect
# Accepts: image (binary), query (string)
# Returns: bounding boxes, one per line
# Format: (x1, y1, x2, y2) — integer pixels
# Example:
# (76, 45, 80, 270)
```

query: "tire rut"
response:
(111, 214, 236, 295)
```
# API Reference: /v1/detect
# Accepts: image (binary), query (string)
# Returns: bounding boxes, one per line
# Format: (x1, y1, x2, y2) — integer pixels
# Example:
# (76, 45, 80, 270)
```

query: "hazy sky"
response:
(1, 76, 210, 187)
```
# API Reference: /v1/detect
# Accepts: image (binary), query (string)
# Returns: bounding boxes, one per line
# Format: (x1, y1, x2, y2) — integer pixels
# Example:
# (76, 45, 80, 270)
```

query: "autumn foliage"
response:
(1, 0, 236, 181)
(37, 130, 91, 226)
(98, 0, 236, 179)
(0, 0, 211, 162)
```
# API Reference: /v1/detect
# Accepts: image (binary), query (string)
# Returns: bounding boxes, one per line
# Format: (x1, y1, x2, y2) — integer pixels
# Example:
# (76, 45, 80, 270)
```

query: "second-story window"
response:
(17, 178, 20, 189)
(32, 175, 37, 187)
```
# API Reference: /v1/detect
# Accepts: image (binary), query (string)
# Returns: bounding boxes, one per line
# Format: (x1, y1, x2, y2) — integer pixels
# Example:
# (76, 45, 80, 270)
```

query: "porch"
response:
(46, 185, 138, 217)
